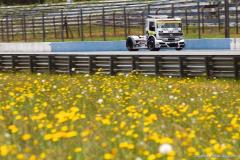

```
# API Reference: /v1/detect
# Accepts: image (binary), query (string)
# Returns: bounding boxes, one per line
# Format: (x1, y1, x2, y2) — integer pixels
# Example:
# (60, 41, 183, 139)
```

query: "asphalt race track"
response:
(0, 50, 240, 55)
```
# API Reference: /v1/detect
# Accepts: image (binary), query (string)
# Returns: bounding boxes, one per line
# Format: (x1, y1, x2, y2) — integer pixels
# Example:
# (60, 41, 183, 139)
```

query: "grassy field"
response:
(0, 72, 240, 160)
(1, 25, 240, 43)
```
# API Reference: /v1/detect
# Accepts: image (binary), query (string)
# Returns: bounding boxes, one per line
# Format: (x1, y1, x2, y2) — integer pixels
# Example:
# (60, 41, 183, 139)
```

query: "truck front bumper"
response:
(156, 40, 185, 49)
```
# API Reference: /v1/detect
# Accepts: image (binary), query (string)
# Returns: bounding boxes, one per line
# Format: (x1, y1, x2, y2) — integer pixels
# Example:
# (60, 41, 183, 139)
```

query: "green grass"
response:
(1, 25, 239, 43)
(0, 72, 240, 160)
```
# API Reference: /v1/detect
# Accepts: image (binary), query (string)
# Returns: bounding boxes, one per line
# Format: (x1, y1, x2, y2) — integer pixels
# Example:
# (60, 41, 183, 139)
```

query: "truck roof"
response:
(147, 15, 181, 21)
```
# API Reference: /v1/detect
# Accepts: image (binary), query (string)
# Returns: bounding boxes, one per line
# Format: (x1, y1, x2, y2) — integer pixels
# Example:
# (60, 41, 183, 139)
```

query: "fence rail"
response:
(1, 54, 240, 79)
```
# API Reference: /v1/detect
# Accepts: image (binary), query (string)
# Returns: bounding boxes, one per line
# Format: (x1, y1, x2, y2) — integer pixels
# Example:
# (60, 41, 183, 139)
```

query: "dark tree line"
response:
(0, 0, 45, 5)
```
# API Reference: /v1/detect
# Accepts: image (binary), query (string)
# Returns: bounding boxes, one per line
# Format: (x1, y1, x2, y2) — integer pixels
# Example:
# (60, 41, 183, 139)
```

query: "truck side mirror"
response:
(149, 22, 155, 31)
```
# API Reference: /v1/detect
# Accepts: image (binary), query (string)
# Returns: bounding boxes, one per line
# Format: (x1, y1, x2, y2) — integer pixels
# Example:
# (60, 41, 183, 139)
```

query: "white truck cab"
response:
(126, 15, 185, 51)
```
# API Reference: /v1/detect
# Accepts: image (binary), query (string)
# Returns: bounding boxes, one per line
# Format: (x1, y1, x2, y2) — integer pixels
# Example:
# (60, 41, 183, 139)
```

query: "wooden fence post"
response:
(23, 13, 27, 42)
(236, 4, 239, 34)
(53, 17, 57, 39)
(6, 14, 9, 42)
(102, 7, 106, 41)
(113, 11, 116, 36)
(142, 11, 145, 35)
(32, 17, 36, 39)
(124, 6, 127, 38)
(11, 15, 14, 41)
(77, 12, 80, 38)
(80, 9, 84, 41)
(89, 14, 92, 37)
(171, 4, 175, 18)
(61, 10, 64, 42)
(42, 12, 46, 42)
(0, 19, 4, 42)
(185, 9, 188, 34)
(197, 2, 201, 39)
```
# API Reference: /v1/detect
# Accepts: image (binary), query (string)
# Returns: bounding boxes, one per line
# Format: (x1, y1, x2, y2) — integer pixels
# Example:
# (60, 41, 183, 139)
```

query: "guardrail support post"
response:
(48, 55, 54, 74)
(0, 55, 2, 71)
(11, 55, 16, 72)
(154, 56, 160, 76)
(132, 56, 138, 72)
(89, 56, 95, 74)
(179, 56, 186, 78)
(234, 56, 239, 80)
(205, 56, 213, 79)
(68, 55, 74, 75)
(29, 55, 35, 73)
(110, 56, 116, 76)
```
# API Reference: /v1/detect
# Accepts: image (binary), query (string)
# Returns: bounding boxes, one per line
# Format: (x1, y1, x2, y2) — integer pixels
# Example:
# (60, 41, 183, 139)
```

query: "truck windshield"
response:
(157, 23, 181, 29)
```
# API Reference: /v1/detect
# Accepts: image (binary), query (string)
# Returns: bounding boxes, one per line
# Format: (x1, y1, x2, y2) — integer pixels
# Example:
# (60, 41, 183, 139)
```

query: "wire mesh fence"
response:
(0, 0, 239, 42)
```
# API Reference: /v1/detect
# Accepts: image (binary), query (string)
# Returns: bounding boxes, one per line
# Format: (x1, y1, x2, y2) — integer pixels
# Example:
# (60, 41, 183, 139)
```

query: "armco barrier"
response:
(0, 39, 239, 52)
(0, 53, 240, 79)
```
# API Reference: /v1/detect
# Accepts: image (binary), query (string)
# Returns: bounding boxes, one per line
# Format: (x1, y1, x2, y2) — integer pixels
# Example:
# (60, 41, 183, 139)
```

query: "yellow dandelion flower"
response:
(104, 153, 114, 160)
(74, 147, 82, 153)
(8, 125, 18, 133)
(22, 134, 32, 141)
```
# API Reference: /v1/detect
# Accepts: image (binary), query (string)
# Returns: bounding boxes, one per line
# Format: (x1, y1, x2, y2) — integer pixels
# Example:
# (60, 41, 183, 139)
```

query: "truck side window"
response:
(149, 22, 155, 31)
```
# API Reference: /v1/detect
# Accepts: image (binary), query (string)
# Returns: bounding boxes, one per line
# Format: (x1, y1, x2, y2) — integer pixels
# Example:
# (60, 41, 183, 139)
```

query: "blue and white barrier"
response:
(0, 42, 51, 52)
(0, 38, 239, 52)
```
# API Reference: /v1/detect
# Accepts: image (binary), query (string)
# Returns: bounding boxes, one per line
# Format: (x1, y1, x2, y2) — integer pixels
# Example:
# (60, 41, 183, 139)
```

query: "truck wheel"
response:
(147, 37, 160, 51)
(176, 47, 183, 51)
(126, 37, 138, 51)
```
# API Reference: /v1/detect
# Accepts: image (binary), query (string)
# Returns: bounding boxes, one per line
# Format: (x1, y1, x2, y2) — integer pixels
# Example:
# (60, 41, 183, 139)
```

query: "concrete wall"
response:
(0, 39, 239, 52)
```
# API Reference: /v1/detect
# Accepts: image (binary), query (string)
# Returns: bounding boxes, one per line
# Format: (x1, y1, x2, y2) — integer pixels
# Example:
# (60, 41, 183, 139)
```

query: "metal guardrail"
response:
(1, 54, 240, 79)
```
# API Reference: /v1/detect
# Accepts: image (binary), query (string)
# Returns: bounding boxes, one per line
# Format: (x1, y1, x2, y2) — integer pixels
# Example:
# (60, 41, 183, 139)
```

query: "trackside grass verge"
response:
(0, 72, 240, 160)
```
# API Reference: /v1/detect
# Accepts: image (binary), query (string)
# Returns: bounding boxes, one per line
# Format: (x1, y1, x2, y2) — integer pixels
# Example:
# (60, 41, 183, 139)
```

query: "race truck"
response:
(126, 15, 185, 51)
